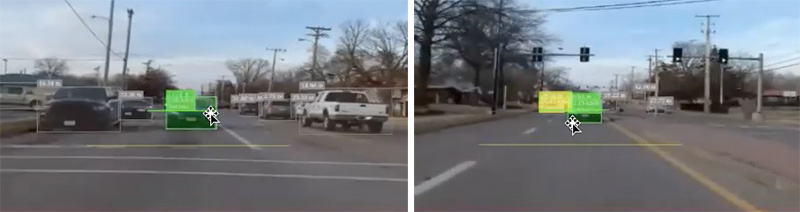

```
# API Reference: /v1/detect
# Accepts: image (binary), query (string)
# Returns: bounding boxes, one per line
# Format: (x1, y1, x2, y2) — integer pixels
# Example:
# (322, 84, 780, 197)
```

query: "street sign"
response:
(634, 83, 657, 92)
(299, 81, 325, 90)
(648, 96, 674, 106)
(37, 79, 62, 87)
(260, 92, 285, 101)
(291, 93, 316, 102)
(238, 93, 258, 103)
(601, 92, 628, 100)
(118, 90, 144, 99)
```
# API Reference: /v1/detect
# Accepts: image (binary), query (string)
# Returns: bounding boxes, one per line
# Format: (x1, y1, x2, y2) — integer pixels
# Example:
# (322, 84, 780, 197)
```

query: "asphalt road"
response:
(414, 113, 740, 211)
(0, 110, 36, 121)
(621, 108, 800, 149)
(1, 109, 407, 212)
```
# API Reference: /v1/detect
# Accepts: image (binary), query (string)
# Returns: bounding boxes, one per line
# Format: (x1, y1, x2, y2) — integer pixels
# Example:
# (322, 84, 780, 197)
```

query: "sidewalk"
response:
(622, 102, 800, 126)
(415, 104, 532, 134)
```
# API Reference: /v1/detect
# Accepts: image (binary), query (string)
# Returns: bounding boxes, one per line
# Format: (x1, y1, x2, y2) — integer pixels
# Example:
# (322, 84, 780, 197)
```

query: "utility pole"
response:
(754, 53, 764, 121)
(2, 58, 7, 74)
(719, 64, 724, 103)
(696, 14, 719, 113)
(647, 56, 652, 81)
(102, 0, 115, 87)
(304, 26, 331, 81)
(265, 48, 286, 92)
(614, 74, 620, 91)
(121, 8, 133, 90)
(219, 76, 227, 104)
(630, 66, 636, 96)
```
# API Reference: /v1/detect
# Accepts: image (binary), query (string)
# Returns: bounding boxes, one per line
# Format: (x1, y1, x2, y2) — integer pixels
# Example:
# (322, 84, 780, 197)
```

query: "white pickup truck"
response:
(300, 90, 390, 133)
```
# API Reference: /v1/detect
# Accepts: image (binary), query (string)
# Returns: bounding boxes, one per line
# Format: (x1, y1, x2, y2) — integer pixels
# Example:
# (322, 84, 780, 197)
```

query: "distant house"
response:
(764, 88, 799, 106)
(420, 79, 476, 105)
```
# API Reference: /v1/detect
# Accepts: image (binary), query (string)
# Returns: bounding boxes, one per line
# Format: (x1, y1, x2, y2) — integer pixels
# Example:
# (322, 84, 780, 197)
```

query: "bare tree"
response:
(415, 0, 464, 107)
(225, 58, 270, 84)
(368, 21, 409, 83)
(34, 58, 69, 77)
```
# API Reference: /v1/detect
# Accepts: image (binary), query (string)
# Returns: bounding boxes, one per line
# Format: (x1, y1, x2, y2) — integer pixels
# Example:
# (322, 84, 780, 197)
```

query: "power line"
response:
(765, 56, 800, 68)
(1, 58, 122, 61)
(766, 62, 800, 72)
(63, 0, 124, 59)
(513, 0, 719, 13)
(542, 0, 682, 12)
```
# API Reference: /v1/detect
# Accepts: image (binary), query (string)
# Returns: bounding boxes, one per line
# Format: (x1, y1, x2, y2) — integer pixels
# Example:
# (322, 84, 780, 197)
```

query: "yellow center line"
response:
(85, 144, 290, 148)
(478, 143, 681, 147)
(608, 122, 763, 212)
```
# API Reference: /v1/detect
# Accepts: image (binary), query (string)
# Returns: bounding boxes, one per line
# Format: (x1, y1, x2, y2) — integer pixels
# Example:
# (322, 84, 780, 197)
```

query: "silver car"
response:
(260, 100, 291, 120)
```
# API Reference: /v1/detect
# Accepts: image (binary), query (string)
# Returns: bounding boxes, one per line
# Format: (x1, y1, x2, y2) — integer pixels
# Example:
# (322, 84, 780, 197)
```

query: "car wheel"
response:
(29, 100, 42, 111)
(367, 122, 383, 133)
(323, 115, 336, 131)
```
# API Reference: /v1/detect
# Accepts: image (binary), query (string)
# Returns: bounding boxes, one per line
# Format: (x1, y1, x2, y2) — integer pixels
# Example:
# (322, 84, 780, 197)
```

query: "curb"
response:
(0, 118, 36, 138)
(414, 110, 532, 135)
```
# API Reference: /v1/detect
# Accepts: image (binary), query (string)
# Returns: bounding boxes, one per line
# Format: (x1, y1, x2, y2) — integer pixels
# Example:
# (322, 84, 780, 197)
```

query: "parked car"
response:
(300, 90, 389, 133)
(260, 100, 291, 120)
(239, 102, 259, 115)
(118, 99, 153, 120)
(40, 87, 119, 131)
(0, 86, 57, 110)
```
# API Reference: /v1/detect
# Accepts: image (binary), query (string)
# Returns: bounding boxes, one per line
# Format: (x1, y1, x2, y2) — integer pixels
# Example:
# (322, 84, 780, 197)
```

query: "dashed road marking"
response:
(221, 126, 261, 150)
(522, 127, 537, 135)
(415, 161, 476, 196)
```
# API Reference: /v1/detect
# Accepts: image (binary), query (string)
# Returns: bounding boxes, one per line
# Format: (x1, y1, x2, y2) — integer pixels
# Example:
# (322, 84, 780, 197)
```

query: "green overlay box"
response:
(165, 95, 218, 130)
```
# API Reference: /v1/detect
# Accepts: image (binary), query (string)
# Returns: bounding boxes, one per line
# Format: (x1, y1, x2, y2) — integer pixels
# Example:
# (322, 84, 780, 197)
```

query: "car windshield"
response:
(52, 88, 107, 101)
(324, 92, 369, 103)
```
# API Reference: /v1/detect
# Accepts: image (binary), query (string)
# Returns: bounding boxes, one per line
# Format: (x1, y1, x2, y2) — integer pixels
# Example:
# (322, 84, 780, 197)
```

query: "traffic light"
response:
(579, 47, 590, 62)
(718, 48, 729, 64)
(532, 47, 543, 62)
(673, 48, 683, 63)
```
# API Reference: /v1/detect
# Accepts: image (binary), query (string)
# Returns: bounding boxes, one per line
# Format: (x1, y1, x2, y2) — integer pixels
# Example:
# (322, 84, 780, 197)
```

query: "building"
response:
(421, 79, 477, 105)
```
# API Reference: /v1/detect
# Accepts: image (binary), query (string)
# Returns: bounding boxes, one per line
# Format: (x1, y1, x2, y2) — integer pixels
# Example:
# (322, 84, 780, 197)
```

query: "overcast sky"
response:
(0, 0, 407, 90)
(522, 0, 800, 88)
(2, 0, 798, 90)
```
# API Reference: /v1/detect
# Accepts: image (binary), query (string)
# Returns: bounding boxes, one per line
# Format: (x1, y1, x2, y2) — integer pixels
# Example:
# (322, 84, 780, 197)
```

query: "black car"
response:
(118, 99, 153, 120)
(239, 103, 259, 115)
(40, 87, 118, 131)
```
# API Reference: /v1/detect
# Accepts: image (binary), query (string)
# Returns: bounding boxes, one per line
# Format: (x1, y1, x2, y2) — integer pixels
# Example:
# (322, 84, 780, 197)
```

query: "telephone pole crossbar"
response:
(304, 26, 331, 81)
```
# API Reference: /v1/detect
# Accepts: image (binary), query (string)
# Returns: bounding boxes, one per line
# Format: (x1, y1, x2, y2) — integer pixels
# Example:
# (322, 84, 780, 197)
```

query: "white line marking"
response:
(0, 156, 407, 167)
(0, 168, 406, 182)
(0, 145, 83, 149)
(547, 119, 553, 123)
(221, 126, 260, 150)
(415, 161, 476, 196)
(522, 127, 537, 134)
(709, 124, 725, 127)
(739, 125, 752, 129)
